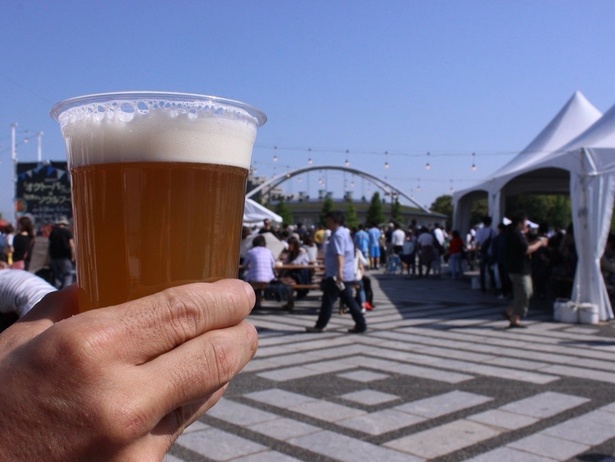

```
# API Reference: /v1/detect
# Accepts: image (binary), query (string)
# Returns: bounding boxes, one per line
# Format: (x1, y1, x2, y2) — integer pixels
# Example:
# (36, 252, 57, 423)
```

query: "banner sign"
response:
(15, 162, 72, 224)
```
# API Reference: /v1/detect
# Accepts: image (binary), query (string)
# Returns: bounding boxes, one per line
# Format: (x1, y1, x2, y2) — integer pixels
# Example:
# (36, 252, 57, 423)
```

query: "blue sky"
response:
(1, 0, 614, 221)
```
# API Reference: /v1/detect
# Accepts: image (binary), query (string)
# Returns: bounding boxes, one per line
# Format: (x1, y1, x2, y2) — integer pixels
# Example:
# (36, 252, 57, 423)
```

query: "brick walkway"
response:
(165, 272, 615, 462)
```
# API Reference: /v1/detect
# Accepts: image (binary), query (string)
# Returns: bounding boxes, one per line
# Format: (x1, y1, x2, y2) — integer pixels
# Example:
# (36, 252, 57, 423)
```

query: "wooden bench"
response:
(244, 263, 331, 310)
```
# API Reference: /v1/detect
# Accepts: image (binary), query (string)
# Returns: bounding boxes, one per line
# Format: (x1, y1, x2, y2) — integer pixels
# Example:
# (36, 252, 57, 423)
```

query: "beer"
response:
(72, 162, 247, 309)
(51, 92, 265, 311)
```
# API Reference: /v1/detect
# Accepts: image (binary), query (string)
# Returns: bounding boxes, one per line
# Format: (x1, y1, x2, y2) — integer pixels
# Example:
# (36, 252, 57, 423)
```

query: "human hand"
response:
(0, 280, 257, 462)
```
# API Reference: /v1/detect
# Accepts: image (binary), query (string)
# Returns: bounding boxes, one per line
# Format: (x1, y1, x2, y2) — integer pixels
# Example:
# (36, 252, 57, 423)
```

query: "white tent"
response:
(243, 198, 283, 225)
(526, 104, 615, 321)
(453, 91, 602, 233)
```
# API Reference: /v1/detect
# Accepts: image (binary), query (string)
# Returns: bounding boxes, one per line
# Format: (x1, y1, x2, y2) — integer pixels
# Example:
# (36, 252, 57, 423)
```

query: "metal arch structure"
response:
(246, 165, 432, 213)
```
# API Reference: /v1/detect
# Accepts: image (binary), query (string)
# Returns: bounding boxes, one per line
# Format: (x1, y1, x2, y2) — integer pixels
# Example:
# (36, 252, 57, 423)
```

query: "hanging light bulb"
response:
(273, 154, 278, 162)
(345, 159, 350, 167)
(308, 157, 312, 165)
(384, 161, 389, 169)
(425, 151, 430, 170)
(471, 152, 477, 171)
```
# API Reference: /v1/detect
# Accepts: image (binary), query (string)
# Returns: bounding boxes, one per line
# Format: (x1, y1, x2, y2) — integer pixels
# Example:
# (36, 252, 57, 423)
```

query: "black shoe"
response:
(305, 326, 325, 333)
(348, 326, 367, 334)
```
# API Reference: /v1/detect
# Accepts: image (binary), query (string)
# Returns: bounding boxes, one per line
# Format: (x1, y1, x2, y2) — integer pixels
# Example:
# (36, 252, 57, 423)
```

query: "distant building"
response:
(246, 170, 445, 228)
(266, 198, 445, 228)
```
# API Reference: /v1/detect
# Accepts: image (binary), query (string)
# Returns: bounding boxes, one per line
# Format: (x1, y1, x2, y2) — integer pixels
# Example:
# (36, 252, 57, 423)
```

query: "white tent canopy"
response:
(243, 198, 283, 225)
(527, 104, 615, 321)
(452, 92, 614, 321)
(453, 91, 602, 232)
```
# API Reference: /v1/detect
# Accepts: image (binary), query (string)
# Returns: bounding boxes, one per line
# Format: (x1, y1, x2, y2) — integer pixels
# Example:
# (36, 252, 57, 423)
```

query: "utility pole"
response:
(37, 131, 43, 162)
(11, 123, 17, 225)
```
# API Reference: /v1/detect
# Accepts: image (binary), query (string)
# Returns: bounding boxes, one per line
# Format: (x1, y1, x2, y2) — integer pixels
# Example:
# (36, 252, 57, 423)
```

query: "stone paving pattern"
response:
(165, 272, 615, 462)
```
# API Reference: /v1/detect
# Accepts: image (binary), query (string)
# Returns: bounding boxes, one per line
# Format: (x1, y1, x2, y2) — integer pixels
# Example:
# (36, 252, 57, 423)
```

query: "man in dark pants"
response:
(492, 223, 512, 299)
(307, 211, 367, 334)
(503, 212, 548, 328)
(476, 216, 496, 293)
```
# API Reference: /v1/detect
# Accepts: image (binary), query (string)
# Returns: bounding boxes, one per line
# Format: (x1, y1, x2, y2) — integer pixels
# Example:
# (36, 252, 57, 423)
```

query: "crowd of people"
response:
(1, 216, 75, 287)
(0, 216, 75, 331)
(0, 209, 614, 459)
(238, 212, 615, 329)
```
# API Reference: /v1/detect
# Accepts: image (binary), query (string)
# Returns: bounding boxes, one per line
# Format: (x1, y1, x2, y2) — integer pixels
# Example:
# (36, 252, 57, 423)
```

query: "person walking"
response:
(307, 211, 367, 334)
(48, 217, 75, 289)
(503, 212, 548, 328)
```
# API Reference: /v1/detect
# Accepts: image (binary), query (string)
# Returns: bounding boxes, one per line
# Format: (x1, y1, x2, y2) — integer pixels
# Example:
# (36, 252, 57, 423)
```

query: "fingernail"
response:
(243, 281, 256, 309)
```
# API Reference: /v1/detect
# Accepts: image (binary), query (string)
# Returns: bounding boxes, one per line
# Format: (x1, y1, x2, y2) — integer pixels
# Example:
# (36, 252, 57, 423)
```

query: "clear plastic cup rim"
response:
(50, 91, 267, 128)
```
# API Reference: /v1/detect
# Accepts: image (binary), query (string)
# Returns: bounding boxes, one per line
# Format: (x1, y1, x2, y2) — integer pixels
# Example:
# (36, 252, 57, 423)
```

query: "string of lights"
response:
(254, 144, 524, 158)
(252, 144, 549, 182)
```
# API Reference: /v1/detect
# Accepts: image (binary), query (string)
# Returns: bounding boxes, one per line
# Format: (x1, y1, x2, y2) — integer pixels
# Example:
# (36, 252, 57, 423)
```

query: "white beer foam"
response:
(58, 98, 259, 169)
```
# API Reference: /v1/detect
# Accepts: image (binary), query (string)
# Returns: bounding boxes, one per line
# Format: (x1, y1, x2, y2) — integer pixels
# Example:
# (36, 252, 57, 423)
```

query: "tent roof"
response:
(530, 102, 615, 174)
(518, 91, 603, 156)
(243, 198, 283, 224)
(558, 102, 615, 152)
(454, 91, 602, 200)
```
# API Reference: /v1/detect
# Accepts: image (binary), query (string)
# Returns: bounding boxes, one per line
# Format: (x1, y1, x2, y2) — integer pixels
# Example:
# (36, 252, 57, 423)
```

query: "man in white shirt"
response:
(391, 223, 406, 255)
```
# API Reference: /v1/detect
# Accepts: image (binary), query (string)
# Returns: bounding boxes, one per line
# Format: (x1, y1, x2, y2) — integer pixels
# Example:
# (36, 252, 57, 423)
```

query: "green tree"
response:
(365, 191, 385, 226)
(274, 199, 293, 226)
(345, 200, 358, 230)
(319, 196, 335, 226)
(391, 198, 403, 224)
(505, 194, 572, 229)
(470, 198, 488, 226)
(430, 195, 453, 229)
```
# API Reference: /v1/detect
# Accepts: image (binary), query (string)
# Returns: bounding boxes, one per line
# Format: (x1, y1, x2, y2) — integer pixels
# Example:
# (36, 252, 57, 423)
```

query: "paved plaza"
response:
(166, 272, 615, 462)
